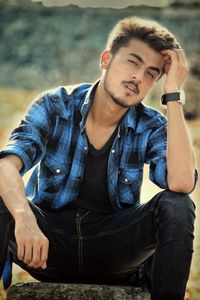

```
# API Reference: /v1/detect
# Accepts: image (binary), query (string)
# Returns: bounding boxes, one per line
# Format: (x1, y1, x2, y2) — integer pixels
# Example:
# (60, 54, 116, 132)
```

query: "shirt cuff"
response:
(0, 145, 32, 176)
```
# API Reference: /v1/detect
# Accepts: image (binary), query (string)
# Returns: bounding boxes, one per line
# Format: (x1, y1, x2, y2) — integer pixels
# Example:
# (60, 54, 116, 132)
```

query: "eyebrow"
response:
(129, 53, 161, 75)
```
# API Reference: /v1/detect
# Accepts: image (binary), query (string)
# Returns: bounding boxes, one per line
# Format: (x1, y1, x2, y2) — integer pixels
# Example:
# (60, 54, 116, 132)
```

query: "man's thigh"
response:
(77, 202, 156, 283)
(9, 203, 81, 282)
(7, 197, 159, 283)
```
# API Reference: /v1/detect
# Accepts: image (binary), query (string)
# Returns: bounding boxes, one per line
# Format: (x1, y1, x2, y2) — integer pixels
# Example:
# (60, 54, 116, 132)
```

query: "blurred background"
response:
(0, 0, 199, 299)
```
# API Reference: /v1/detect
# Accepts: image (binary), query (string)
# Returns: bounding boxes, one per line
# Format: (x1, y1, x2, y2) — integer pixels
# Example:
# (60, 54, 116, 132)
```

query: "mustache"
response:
(122, 81, 139, 94)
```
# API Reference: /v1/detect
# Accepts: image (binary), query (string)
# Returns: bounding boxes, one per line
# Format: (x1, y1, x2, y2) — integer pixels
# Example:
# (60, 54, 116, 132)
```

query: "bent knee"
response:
(161, 190, 195, 210)
(154, 191, 196, 241)
(155, 190, 196, 223)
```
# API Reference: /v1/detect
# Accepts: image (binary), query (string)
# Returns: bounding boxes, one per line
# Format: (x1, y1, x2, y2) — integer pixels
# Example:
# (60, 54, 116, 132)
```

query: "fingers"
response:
(161, 48, 189, 71)
(23, 241, 33, 264)
(162, 55, 171, 75)
(17, 239, 25, 261)
(161, 50, 178, 75)
(161, 48, 189, 92)
(15, 227, 49, 269)
(162, 50, 180, 72)
(29, 237, 49, 269)
(176, 49, 189, 75)
(27, 239, 42, 268)
(27, 237, 49, 269)
(40, 238, 49, 269)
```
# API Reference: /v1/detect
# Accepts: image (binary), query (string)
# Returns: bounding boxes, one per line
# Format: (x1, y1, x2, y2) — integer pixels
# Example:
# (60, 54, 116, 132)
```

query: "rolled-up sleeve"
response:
(145, 122, 168, 189)
(0, 95, 51, 176)
(145, 121, 198, 192)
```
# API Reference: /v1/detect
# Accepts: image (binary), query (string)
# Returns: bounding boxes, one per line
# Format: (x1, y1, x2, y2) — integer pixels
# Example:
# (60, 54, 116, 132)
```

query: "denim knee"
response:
(157, 190, 195, 216)
(153, 190, 195, 243)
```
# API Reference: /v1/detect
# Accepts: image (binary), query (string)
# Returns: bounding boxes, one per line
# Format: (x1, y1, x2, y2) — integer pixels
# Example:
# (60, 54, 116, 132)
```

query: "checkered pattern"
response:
(0, 81, 169, 210)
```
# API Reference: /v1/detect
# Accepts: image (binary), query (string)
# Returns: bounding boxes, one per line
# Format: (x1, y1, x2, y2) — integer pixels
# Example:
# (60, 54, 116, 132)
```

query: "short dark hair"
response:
(106, 16, 180, 55)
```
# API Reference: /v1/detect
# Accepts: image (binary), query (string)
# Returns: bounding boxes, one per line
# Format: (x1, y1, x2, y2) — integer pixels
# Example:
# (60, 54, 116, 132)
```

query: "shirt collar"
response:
(79, 80, 99, 132)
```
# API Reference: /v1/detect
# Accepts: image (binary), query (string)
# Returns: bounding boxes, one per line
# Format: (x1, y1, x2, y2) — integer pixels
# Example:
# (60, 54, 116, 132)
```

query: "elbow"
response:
(168, 178, 195, 194)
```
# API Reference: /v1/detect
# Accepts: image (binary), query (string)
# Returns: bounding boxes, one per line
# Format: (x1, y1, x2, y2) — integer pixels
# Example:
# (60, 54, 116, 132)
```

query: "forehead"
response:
(117, 38, 164, 68)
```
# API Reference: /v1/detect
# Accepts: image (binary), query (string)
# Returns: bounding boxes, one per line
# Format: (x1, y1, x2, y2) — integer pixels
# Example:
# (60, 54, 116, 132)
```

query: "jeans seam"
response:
(80, 211, 152, 239)
(79, 210, 91, 221)
(76, 212, 83, 274)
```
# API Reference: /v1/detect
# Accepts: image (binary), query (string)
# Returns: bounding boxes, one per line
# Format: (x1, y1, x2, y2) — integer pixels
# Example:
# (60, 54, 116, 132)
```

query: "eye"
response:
(128, 60, 138, 66)
(146, 71, 155, 79)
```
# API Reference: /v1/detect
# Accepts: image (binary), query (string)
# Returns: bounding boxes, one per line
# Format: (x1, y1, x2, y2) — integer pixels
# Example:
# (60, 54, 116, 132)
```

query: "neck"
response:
(88, 80, 128, 128)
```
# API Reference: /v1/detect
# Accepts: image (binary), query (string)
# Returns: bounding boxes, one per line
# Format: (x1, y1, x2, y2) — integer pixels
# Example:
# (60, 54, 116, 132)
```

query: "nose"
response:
(131, 68, 144, 83)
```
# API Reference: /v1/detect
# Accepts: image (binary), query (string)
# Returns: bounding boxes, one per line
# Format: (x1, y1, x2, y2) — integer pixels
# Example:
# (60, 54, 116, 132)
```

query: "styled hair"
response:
(106, 16, 180, 55)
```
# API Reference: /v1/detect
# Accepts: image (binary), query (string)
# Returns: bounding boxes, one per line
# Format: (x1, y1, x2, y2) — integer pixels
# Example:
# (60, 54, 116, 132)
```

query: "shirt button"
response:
(84, 146, 88, 151)
(56, 169, 61, 174)
(111, 149, 115, 153)
(125, 178, 128, 183)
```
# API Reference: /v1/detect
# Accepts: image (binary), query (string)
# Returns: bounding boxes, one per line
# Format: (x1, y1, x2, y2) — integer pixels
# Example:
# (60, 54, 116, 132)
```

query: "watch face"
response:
(179, 90, 186, 105)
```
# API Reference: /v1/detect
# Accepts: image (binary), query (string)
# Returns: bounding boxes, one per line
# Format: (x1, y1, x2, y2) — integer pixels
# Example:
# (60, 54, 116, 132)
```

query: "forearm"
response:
(166, 102, 195, 192)
(0, 157, 37, 223)
(0, 155, 48, 269)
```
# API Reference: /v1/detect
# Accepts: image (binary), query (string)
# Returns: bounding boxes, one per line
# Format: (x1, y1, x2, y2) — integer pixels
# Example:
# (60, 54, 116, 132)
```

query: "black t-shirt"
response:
(73, 128, 117, 214)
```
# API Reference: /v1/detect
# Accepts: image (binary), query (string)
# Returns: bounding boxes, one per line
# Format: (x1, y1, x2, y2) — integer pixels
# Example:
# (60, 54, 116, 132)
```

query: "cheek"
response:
(105, 61, 134, 86)
(106, 65, 122, 83)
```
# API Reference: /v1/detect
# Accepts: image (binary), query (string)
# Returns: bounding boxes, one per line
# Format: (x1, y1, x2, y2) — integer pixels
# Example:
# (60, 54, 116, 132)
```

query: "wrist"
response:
(166, 101, 183, 108)
(14, 209, 37, 224)
(161, 90, 185, 106)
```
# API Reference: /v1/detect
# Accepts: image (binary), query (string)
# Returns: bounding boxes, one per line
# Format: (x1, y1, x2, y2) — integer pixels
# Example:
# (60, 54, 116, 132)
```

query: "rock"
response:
(6, 282, 150, 300)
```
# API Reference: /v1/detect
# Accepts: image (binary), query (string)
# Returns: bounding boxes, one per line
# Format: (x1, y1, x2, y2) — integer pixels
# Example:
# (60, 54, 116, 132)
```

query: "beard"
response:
(103, 67, 140, 109)
(103, 77, 131, 109)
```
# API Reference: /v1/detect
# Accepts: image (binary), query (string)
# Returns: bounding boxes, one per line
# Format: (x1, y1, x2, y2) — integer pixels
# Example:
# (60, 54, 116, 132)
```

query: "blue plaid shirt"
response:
(0, 81, 169, 211)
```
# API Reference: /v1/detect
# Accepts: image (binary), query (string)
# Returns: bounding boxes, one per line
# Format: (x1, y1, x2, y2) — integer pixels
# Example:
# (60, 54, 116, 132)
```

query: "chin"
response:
(112, 96, 135, 109)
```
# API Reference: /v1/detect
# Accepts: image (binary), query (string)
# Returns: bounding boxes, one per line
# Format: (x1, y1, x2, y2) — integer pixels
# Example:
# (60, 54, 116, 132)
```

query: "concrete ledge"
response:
(6, 282, 150, 300)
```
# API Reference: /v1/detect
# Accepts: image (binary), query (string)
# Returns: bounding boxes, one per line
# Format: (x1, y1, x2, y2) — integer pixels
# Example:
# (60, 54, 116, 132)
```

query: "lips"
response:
(125, 83, 138, 94)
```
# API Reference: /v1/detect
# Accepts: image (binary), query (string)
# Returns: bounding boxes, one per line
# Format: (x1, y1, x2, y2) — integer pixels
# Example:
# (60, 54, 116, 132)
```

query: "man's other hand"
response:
(15, 217, 49, 269)
(161, 49, 189, 94)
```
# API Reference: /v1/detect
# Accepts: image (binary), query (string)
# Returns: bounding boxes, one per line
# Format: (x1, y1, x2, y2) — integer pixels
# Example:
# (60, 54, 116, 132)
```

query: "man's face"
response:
(101, 38, 165, 108)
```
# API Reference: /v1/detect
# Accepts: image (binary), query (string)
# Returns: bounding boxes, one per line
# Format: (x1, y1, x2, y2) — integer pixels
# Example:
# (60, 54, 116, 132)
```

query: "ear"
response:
(100, 49, 112, 70)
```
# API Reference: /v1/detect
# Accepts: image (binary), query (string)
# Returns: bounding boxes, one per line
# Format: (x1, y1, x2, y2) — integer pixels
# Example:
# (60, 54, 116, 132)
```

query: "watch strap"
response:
(161, 92, 181, 105)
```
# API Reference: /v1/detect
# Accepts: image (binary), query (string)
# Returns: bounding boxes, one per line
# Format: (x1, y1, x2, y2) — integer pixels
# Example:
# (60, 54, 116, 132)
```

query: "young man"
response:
(0, 16, 197, 299)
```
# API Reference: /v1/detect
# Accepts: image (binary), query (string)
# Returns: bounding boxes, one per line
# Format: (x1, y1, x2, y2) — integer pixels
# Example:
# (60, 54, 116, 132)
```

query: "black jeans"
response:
(0, 190, 196, 300)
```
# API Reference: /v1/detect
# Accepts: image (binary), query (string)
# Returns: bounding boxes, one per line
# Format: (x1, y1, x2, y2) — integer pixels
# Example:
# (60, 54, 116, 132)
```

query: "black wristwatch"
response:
(161, 90, 185, 105)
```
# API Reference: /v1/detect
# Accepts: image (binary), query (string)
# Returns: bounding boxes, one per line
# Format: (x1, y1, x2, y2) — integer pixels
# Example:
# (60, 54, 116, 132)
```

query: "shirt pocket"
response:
(118, 168, 143, 205)
(40, 157, 70, 185)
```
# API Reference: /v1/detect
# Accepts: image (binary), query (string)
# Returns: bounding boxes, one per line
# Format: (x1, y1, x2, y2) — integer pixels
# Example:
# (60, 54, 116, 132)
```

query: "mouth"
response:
(124, 83, 139, 95)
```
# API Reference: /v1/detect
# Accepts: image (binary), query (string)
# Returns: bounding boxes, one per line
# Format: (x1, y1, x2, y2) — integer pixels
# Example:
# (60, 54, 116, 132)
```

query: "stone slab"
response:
(6, 282, 150, 300)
